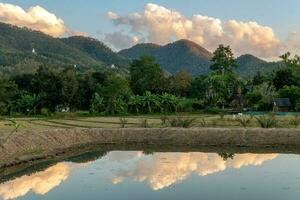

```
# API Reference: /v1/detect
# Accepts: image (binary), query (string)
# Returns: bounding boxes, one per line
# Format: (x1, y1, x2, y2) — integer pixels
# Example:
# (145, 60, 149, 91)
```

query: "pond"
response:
(1, 150, 300, 200)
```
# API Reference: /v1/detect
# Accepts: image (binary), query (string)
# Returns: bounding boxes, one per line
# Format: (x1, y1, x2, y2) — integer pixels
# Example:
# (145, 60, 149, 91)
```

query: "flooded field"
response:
(1, 150, 300, 200)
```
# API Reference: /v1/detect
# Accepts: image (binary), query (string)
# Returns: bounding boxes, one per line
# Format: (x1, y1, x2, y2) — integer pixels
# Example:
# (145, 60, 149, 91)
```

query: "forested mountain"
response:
(0, 22, 104, 74)
(61, 36, 129, 68)
(119, 39, 213, 75)
(236, 54, 283, 77)
(0, 22, 283, 77)
(0, 22, 126, 74)
(120, 40, 283, 77)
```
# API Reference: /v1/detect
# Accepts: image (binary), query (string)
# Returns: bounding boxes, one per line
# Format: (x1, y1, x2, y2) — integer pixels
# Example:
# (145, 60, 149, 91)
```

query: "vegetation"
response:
(1, 22, 300, 131)
(255, 114, 278, 128)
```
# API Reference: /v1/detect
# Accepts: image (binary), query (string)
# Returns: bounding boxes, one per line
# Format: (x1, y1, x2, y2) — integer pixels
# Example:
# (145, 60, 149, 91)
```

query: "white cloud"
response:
(111, 152, 278, 190)
(107, 3, 286, 58)
(104, 31, 141, 50)
(0, 3, 66, 37)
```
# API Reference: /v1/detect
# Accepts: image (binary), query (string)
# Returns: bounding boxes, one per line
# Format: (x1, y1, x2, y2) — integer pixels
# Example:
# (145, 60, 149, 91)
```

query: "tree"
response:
(278, 86, 300, 111)
(0, 75, 17, 114)
(169, 70, 192, 96)
(246, 82, 276, 111)
(61, 68, 79, 110)
(15, 91, 39, 114)
(210, 45, 237, 75)
(129, 56, 167, 94)
(273, 68, 298, 90)
(205, 72, 243, 109)
(98, 75, 131, 114)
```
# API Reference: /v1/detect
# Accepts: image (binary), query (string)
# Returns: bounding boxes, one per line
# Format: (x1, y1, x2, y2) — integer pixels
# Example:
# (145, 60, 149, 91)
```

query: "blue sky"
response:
(0, 0, 299, 58)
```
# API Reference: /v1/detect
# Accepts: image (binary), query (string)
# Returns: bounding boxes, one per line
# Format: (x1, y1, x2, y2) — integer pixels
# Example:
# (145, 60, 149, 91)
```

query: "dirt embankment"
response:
(1, 128, 300, 168)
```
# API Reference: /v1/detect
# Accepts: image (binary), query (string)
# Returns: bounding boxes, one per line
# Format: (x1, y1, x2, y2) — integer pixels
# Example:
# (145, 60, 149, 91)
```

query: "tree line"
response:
(0, 45, 299, 116)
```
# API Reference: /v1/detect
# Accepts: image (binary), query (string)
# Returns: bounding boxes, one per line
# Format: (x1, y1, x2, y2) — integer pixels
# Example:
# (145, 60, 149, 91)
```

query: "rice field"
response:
(0, 113, 299, 137)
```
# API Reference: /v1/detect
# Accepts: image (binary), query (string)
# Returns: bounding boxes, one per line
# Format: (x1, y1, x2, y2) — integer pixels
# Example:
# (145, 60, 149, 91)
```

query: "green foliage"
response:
(0, 75, 17, 115)
(90, 93, 105, 114)
(278, 86, 300, 111)
(129, 56, 167, 94)
(4, 118, 21, 132)
(246, 83, 276, 111)
(255, 114, 278, 128)
(210, 45, 237, 74)
(15, 91, 39, 115)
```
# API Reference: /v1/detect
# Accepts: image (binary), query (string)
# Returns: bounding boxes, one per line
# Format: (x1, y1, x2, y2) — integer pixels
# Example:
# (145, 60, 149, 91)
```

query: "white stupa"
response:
(32, 48, 37, 55)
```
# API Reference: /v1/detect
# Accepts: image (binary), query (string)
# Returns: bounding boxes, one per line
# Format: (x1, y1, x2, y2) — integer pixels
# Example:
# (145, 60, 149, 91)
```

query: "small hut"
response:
(273, 98, 291, 112)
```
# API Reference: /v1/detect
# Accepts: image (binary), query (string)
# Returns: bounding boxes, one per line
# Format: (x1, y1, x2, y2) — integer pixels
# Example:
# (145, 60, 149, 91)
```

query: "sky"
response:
(0, 0, 299, 59)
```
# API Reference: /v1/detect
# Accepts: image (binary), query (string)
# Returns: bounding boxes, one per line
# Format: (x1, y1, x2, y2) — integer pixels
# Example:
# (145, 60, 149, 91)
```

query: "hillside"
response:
(0, 22, 105, 74)
(236, 54, 283, 77)
(61, 36, 129, 68)
(0, 22, 129, 75)
(120, 39, 213, 75)
(120, 39, 283, 77)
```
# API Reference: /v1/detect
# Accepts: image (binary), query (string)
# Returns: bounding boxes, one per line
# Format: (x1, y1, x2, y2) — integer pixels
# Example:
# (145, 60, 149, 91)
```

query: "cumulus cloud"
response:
(107, 3, 283, 58)
(104, 31, 141, 50)
(0, 163, 70, 200)
(111, 152, 278, 190)
(0, 3, 67, 37)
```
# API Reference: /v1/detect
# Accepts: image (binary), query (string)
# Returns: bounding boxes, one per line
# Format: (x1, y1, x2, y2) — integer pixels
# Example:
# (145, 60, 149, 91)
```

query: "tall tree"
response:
(0, 75, 17, 114)
(210, 45, 237, 75)
(169, 70, 192, 96)
(129, 56, 167, 95)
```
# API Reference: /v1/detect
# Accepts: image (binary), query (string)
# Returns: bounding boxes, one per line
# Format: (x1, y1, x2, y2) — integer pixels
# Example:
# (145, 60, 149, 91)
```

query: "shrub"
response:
(289, 115, 300, 127)
(255, 114, 278, 128)
(160, 116, 169, 126)
(119, 118, 128, 128)
(167, 117, 195, 128)
(41, 108, 50, 117)
(199, 118, 208, 127)
(235, 115, 252, 128)
(139, 118, 149, 128)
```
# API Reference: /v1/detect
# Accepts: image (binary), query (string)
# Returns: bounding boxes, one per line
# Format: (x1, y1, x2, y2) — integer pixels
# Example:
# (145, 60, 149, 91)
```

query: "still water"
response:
(1, 151, 300, 200)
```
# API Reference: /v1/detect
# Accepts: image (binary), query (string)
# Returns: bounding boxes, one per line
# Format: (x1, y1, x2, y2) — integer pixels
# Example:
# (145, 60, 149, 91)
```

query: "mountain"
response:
(0, 22, 127, 75)
(61, 36, 129, 68)
(119, 39, 213, 75)
(120, 40, 283, 77)
(236, 54, 283, 77)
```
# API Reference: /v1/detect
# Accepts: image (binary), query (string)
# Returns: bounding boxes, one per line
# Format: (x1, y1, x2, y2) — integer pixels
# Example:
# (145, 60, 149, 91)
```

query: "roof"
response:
(274, 98, 291, 107)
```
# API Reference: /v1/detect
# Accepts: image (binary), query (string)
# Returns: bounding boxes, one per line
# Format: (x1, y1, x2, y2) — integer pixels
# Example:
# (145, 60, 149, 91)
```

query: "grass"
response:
(0, 113, 299, 136)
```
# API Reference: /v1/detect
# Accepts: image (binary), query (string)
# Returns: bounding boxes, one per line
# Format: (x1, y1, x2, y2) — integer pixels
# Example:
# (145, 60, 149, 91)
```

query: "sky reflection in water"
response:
(1, 151, 300, 200)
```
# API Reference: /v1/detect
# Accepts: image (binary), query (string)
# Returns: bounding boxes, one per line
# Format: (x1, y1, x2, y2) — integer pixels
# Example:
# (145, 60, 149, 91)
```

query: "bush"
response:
(235, 115, 252, 128)
(289, 115, 300, 127)
(199, 118, 208, 127)
(160, 116, 169, 126)
(202, 107, 222, 114)
(167, 117, 195, 128)
(255, 114, 277, 128)
(119, 118, 128, 128)
(41, 108, 50, 117)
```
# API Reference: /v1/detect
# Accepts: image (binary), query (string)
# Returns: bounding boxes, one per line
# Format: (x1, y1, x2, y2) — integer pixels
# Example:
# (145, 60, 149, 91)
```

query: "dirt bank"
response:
(1, 128, 300, 168)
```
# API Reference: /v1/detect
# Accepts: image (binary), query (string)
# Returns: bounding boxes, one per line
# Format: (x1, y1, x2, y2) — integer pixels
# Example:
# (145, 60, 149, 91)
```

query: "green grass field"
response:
(1, 113, 299, 137)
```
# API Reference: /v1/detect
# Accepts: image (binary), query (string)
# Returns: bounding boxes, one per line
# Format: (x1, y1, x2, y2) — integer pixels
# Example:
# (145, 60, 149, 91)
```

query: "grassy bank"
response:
(1, 113, 300, 136)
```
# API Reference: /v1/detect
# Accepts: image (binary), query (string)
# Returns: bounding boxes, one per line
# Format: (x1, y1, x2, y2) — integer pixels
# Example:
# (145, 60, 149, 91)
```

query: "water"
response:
(1, 151, 300, 200)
